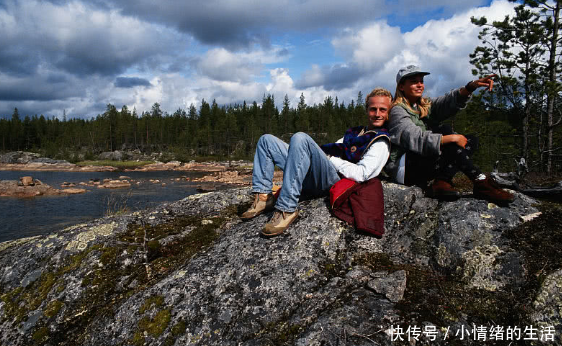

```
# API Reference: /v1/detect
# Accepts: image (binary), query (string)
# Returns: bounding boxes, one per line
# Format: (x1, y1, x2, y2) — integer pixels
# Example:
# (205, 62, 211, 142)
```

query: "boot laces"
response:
(250, 194, 260, 209)
(488, 176, 501, 189)
(271, 211, 283, 223)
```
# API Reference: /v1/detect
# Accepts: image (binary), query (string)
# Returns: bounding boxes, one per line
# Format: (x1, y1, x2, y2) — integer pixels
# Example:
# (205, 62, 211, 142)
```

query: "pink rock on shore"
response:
(97, 180, 131, 189)
(0, 178, 79, 197)
(62, 188, 87, 194)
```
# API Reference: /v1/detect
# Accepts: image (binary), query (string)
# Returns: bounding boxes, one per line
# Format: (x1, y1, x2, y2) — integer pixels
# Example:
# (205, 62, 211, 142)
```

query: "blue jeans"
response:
(252, 133, 340, 212)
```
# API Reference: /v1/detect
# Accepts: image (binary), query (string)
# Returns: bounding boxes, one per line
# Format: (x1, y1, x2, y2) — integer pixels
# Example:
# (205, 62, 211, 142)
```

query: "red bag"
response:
(329, 178, 385, 237)
(330, 178, 358, 208)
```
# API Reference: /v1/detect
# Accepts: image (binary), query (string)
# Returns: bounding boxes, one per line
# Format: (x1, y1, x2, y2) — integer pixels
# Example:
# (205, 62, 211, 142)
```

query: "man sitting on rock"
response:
(241, 88, 392, 237)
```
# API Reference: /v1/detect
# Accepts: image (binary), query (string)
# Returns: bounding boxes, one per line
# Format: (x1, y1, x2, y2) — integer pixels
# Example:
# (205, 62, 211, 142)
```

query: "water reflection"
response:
(0, 170, 207, 242)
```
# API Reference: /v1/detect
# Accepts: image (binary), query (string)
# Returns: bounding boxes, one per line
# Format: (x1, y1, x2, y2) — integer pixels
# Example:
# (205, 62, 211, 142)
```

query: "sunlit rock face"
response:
(1, 182, 559, 346)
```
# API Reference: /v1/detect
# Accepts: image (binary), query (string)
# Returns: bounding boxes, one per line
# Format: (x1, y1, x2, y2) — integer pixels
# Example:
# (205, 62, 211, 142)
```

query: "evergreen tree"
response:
(198, 99, 211, 156)
(471, 4, 546, 166)
(281, 94, 291, 135)
(530, 0, 562, 173)
(261, 94, 277, 135)
(356, 91, 364, 110)
(104, 104, 119, 151)
(11, 108, 23, 150)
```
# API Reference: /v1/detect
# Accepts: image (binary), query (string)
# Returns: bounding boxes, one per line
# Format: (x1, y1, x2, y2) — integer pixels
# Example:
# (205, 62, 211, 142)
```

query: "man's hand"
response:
(441, 134, 467, 148)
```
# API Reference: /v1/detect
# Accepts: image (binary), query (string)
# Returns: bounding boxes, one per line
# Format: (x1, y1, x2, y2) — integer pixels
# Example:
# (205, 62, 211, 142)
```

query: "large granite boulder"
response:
(0, 183, 559, 345)
(98, 151, 124, 161)
(0, 151, 69, 165)
(0, 151, 41, 164)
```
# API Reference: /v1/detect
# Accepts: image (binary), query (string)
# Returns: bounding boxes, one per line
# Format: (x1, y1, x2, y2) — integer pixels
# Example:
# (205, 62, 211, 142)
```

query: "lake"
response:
(0, 170, 210, 243)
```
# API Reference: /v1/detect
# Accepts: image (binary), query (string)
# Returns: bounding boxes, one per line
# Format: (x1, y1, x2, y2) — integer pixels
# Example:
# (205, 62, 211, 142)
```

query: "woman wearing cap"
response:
(384, 65, 514, 203)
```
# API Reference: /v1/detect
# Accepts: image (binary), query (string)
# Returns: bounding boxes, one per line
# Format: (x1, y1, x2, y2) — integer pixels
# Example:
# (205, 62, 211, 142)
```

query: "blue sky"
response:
(0, 0, 516, 119)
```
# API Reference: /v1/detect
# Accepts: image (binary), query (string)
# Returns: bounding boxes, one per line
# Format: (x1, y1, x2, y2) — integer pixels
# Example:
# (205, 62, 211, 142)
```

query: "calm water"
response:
(0, 170, 207, 243)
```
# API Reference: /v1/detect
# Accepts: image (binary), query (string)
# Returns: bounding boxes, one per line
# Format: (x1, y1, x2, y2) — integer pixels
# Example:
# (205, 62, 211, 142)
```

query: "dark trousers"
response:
(404, 124, 482, 187)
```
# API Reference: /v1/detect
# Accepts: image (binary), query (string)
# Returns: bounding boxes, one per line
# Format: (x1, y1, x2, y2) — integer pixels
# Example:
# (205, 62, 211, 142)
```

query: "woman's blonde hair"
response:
(392, 82, 432, 118)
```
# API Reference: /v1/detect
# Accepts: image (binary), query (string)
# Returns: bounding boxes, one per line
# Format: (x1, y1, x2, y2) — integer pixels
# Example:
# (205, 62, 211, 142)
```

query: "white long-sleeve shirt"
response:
(328, 137, 390, 183)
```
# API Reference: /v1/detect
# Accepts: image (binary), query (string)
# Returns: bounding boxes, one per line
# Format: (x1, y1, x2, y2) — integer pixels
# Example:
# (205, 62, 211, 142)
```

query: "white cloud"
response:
(0, 0, 179, 78)
(332, 22, 404, 71)
(394, 0, 517, 95)
(267, 68, 294, 96)
(324, 0, 517, 98)
(196, 49, 261, 83)
(146, 73, 267, 111)
(196, 47, 289, 83)
(298, 65, 324, 88)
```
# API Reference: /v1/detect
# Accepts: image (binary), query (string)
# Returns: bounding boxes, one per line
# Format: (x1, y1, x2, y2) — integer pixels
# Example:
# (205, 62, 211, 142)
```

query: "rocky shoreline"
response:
(0, 159, 242, 173)
(0, 151, 267, 197)
(0, 177, 87, 198)
(0, 171, 263, 198)
(0, 150, 252, 173)
(0, 165, 277, 198)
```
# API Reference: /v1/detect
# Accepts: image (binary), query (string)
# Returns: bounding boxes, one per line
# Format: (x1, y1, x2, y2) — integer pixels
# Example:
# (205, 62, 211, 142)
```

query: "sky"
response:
(0, 0, 517, 119)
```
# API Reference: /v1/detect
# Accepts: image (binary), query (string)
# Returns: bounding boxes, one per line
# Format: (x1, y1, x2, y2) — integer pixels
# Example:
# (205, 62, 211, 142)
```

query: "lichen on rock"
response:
(459, 245, 505, 291)
(65, 222, 118, 251)
(531, 269, 562, 338)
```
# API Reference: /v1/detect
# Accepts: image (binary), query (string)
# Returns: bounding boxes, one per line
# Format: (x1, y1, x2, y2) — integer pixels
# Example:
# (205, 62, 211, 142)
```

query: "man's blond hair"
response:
(365, 88, 392, 109)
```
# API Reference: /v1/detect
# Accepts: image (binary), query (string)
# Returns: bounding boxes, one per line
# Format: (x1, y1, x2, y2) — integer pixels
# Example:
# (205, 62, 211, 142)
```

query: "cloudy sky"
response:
(0, 0, 516, 119)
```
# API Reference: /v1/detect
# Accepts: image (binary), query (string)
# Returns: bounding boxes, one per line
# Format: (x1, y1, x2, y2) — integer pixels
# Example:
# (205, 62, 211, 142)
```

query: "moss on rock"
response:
(132, 308, 172, 345)
(139, 295, 164, 314)
(44, 300, 63, 318)
(32, 326, 49, 343)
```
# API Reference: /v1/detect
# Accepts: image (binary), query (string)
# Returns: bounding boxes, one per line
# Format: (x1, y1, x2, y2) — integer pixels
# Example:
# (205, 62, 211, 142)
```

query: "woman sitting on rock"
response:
(384, 65, 514, 204)
(241, 88, 392, 237)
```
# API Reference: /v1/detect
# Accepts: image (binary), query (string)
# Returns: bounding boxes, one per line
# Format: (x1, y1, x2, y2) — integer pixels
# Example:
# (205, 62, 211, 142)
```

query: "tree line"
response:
(0, 93, 370, 163)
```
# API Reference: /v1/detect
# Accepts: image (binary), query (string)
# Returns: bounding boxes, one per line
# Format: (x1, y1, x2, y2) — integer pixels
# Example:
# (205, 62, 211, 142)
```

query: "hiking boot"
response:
(427, 179, 460, 201)
(241, 193, 276, 220)
(262, 210, 299, 237)
(473, 176, 515, 204)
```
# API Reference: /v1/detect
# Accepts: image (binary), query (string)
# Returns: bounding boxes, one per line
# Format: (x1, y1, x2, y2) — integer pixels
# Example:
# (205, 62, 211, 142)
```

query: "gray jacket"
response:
(384, 88, 470, 180)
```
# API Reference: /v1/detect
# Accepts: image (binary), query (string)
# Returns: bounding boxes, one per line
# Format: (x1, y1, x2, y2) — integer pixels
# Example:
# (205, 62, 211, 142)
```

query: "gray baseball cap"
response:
(396, 65, 430, 84)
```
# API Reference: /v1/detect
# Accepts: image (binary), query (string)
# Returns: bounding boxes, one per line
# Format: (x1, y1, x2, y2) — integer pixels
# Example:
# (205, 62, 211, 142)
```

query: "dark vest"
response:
(321, 126, 389, 163)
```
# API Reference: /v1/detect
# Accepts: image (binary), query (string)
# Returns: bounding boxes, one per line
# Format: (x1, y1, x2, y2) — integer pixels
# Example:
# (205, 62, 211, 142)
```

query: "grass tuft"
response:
(76, 160, 154, 169)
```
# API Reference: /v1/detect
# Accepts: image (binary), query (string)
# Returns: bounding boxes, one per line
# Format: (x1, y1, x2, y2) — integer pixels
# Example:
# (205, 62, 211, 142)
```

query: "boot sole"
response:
(240, 206, 276, 221)
(261, 215, 299, 237)
(426, 191, 461, 201)
(240, 210, 264, 221)
(435, 194, 461, 201)
(473, 193, 514, 205)
(261, 228, 285, 237)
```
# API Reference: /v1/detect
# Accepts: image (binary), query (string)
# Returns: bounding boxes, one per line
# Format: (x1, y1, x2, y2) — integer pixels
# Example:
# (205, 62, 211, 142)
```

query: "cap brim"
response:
(399, 71, 430, 83)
